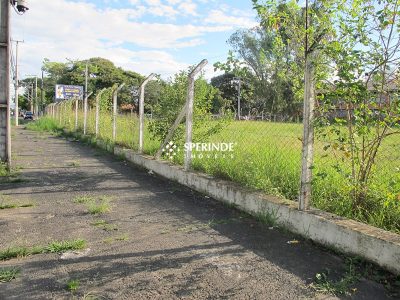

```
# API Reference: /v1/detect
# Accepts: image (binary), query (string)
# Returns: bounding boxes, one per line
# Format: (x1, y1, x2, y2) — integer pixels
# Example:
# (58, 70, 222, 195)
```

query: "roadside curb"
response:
(67, 130, 400, 275)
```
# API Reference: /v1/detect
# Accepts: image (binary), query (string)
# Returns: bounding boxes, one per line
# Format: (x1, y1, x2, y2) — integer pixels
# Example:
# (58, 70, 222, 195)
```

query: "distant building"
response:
(317, 76, 399, 119)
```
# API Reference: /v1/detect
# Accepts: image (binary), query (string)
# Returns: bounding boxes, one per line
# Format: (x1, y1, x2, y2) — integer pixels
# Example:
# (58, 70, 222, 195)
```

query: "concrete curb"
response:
(113, 146, 400, 275)
(64, 130, 400, 275)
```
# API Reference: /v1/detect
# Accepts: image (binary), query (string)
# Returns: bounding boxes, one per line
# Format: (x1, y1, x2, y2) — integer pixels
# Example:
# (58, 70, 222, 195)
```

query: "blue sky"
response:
(11, 0, 258, 80)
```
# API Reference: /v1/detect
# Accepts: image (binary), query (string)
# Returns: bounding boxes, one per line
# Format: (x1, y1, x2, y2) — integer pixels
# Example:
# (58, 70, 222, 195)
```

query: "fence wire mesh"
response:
(46, 66, 400, 234)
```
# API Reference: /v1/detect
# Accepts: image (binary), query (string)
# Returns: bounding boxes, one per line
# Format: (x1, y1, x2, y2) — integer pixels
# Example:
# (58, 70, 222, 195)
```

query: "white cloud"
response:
(178, 1, 197, 16)
(205, 9, 258, 28)
(12, 0, 228, 49)
(10, 0, 256, 80)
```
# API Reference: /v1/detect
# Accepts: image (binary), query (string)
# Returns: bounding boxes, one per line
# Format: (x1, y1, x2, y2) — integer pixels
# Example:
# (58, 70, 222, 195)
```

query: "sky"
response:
(10, 0, 258, 82)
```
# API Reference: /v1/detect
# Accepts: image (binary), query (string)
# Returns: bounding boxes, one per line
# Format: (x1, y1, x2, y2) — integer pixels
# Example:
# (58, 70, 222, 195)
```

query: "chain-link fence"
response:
(44, 59, 400, 234)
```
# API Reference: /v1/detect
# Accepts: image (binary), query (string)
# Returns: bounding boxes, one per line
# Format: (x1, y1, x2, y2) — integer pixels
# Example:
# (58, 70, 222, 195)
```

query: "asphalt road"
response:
(0, 127, 395, 299)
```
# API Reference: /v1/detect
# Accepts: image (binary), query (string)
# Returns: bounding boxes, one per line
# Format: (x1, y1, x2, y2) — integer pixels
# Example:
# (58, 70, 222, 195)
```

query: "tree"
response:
(210, 73, 237, 113)
(315, 0, 400, 213)
(214, 21, 306, 119)
(149, 69, 224, 144)
(41, 57, 144, 109)
(253, 0, 339, 209)
(17, 94, 28, 111)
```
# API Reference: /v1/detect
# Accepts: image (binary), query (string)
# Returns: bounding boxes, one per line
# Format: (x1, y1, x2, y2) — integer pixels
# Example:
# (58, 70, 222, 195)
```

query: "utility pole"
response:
(0, 1, 29, 168)
(26, 75, 38, 115)
(41, 69, 44, 116)
(231, 77, 242, 120)
(0, 0, 11, 167)
(30, 84, 33, 112)
(34, 76, 37, 116)
(85, 62, 88, 96)
(12, 39, 23, 126)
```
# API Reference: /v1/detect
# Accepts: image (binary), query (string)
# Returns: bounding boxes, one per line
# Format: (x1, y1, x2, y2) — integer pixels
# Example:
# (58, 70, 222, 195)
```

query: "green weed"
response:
(0, 203, 34, 210)
(0, 163, 8, 177)
(311, 261, 360, 296)
(91, 219, 107, 227)
(0, 246, 39, 260)
(255, 209, 279, 227)
(102, 234, 129, 244)
(91, 220, 118, 231)
(0, 267, 20, 283)
(207, 218, 233, 226)
(73, 195, 95, 204)
(0, 239, 86, 261)
(73, 195, 113, 215)
(86, 200, 111, 215)
(67, 161, 80, 167)
(115, 234, 129, 241)
(0, 204, 17, 209)
(66, 279, 80, 292)
(45, 239, 86, 253)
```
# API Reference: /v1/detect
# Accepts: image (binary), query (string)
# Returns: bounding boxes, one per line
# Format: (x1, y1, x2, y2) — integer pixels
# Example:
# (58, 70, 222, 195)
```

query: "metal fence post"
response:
(61, 101, 65, 125)
(95, 88, 106, 138)
(74, 98, 79, 130)
(138, 74, 155, 154)
(58, 102, 62, 124)
(112, 83, 125, 142)
(83, 92, 93, 135)
(55, 103, 57, 119)
(155, 103, 188, 160)
(184, 59, 208, 171)
(155, 60, 208, 161)
(62, 101, 66, 126)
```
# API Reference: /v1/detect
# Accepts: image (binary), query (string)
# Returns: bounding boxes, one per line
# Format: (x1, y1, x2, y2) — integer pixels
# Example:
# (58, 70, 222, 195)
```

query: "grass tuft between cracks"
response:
(0, 203, 34, 210)
(86, 200, 111, 215)
(0, 239, 86, 261)
(0, 267, 20, 283)
(66, 279, 80, 292)
(91, 220, 118, 231)
(255, 209, 279, 227)
(45, 239, 86, 253)
(311, 259, 360, 296)
(73, 195, 113, 215)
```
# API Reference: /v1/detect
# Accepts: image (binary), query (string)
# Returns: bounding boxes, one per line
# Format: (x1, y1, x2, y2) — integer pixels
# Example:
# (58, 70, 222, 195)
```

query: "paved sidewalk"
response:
(0, 127, 394, 299)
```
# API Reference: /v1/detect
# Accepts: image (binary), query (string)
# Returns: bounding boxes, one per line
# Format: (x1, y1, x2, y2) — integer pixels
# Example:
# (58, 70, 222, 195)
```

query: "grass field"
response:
(30, 111, 400, 233)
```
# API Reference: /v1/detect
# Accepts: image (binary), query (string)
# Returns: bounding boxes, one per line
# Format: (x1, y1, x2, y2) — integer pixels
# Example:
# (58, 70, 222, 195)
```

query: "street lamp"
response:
(231, 77, 243, 120)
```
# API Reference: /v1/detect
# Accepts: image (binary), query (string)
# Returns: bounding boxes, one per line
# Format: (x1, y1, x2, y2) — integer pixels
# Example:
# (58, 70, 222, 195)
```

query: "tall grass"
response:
(26, 117, 63, 133)
(40, 108, 400, 233)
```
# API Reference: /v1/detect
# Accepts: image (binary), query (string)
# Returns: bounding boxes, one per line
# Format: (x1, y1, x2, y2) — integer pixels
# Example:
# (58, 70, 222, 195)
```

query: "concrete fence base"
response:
(69, 131, 400, 275)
